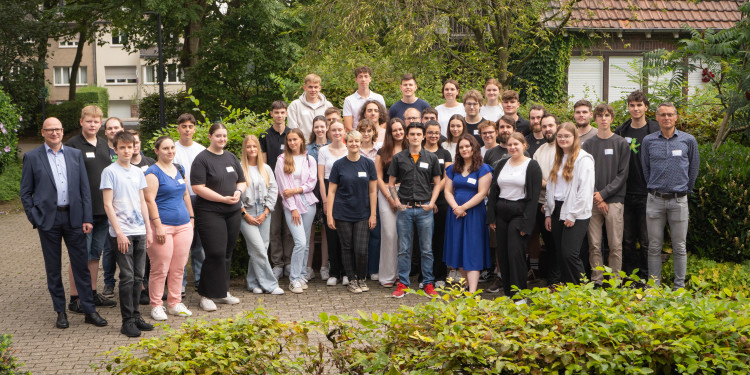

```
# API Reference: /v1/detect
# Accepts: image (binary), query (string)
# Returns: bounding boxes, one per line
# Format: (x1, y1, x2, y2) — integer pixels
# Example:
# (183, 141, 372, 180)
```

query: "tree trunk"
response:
(712, 111, 731, 150)
(180, 0, 208, 90)
(68, 27, 87, 101)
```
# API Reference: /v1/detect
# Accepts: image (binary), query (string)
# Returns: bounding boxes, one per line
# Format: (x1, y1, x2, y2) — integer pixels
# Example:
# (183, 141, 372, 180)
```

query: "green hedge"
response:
(662, 256, 750, 294)
(76, 86, 108, 117)
(0, 88, 21, 173)
(98, 281, 750, 374)
(0, 160, 21, 202)
(0, 334, 29, 375)
(138, 91, 201, 143)
(46, 101, 85, 133)
(688, 141, 750, 262)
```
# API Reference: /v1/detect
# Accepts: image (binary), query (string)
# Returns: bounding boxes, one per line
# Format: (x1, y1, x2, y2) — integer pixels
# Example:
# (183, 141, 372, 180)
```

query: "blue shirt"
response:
(307, 141, 330, 162)
(641, 130, 700, 193)
(44, 143, 69, 206)
(329, 156, 377, 222)
(145, 164, 191, 226)
(388, 98, 431, 121)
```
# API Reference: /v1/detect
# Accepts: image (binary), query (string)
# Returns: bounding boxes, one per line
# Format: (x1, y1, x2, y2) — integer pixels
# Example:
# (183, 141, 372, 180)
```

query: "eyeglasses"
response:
(556, 134, 573, 139)
(43, 128, 63, 133)
(658, 113, 676, 118)
(426, 131, 441, 136)
(481, 131, 496, 136)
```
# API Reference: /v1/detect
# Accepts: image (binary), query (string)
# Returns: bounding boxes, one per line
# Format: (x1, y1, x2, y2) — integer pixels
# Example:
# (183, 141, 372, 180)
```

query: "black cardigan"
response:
(486, 157, 543, 235)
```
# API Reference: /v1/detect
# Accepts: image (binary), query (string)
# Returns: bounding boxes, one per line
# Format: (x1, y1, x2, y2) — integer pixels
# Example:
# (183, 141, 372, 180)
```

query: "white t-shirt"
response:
(318, 145, 347, 179)
(532, 142, 556, 204)
(435, 104, 466, 137)
(292, 155, 307, 186)
(100, 163, 148, 237)
(553, 154, 570, 201)
(174, 141, 206, 196)
(498, 158, 530, 201)
(342, 91, 386, 126)
(480, 105, 504, 122)
(441, 141, 458, 162)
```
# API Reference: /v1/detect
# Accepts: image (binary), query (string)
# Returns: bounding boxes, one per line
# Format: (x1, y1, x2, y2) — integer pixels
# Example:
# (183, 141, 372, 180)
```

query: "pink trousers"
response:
(148, 222, 193, 308)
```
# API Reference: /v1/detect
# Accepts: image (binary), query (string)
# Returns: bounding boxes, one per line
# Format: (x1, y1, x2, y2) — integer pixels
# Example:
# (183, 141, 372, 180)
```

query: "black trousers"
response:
(495, 199, 529, 296)
(196, 207, 241, 298)
(550, 201, 589, 285)
(110, 234, 146, 323)
(536, 203, 559, 285)
(337, 220, 370, 280)
(622, 194, 649, 279)
(323, 180, 343, 278)
(38, 210, 95, 313)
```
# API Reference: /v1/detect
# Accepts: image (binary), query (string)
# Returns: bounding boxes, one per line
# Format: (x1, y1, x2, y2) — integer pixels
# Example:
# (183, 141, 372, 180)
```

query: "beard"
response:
(576, 120, 590, 128)
(544, 132, 555, 143)
(498, 133, 511, 144)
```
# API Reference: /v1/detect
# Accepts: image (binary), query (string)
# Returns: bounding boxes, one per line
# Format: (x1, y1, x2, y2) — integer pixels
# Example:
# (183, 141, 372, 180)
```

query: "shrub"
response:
(662, 256, 750, 294)
(0, 88, 21, 173)
(0, 160, 21, 202)
(138, 91, 201, 142)
(76, 86, 109, 117)
(689, 141, 750, 262)
(0, 334, 30, 375)
(46, 101, 85, 133)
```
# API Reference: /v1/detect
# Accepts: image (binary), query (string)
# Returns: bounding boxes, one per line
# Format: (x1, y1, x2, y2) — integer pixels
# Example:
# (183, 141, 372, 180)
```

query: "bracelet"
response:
(150, 217, 160, 221)
(189, 216, 195, 219)
(236, 189, 243, 194)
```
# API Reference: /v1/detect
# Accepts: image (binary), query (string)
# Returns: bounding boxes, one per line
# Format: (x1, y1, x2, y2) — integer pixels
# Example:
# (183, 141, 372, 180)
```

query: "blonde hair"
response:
(304, 73, 321, 85)
(549, 122, 580, 184)
(81, 105, 103, 120)
(241, 135, 270, 188)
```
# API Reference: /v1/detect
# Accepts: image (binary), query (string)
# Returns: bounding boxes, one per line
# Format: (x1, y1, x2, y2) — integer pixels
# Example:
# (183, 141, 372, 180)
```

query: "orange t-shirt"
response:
(411, 154, 419, 163)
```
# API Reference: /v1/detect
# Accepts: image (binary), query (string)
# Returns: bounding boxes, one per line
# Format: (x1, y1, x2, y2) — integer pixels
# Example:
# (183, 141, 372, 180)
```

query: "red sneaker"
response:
(391, 282, 408, 298)
(423, 283, 438, 297)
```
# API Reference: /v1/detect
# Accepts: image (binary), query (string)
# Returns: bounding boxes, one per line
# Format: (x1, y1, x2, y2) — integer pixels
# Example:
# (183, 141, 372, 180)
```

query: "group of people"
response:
(21, 66, 700, 336)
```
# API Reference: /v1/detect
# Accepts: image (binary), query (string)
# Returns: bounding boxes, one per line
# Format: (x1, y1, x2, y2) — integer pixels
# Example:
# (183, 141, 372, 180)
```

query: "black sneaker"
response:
(120, 322, 141, 337)
(101, 284, 115, 298)
(68, 298, 84, 314)
(134, 316, 154, 331)
(487, 278, 503, 293)
(93, 292, 117, 308)
(139, 289, 150, 305)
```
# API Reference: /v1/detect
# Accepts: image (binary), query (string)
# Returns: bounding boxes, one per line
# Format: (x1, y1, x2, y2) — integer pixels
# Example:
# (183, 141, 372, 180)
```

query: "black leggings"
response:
(324, 180, 343, 278)
(195, 207, 241, 298)
(550, 201, 589, 285)
(495, 199, 529, 296)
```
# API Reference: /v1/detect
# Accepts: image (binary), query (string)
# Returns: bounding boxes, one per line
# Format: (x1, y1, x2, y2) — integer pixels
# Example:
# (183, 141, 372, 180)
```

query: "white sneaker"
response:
(342, 276, 350, 286)
(370, 273, 379, 281)
(301, 279, 309, 290)
(289, 281, 303, 294)
(272, 266, 283, 281)
(251, 287, 263, 294)
(326, 277, 338, 286)
(418, 282, 424, 289)
(150, 306, 168, 321)
(199, 297, 217, 312)
(305, 267, 315, 281)
(167, 303, 193, 317)
(320, 266, 330, 280)
(212, 292, 240, 305)
(270, 287, 284, 295)
(435, 280, 446, 288)
(359, 280, 370, 292)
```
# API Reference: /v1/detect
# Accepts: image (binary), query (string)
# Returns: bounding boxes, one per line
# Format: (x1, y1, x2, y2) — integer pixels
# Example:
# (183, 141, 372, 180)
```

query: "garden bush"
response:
(99, 280, 750, 374)
(0, 160, 21, 202)
(662, 256, 750, 294)
(76, 86, 109, 117)
(0, 88, 21, 174)
(46, 100, 85, 133)
(0, 334, 29, 375)
(688, 141, 750, 262)
(138, 91, 201, 142)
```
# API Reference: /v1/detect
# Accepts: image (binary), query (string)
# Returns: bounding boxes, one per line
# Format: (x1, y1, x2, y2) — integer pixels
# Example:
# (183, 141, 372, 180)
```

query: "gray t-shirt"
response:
(100, 163, 148, 236)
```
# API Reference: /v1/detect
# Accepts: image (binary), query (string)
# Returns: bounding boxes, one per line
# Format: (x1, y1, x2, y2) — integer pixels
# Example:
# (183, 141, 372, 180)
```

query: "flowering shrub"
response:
(0, 89, 21, 173)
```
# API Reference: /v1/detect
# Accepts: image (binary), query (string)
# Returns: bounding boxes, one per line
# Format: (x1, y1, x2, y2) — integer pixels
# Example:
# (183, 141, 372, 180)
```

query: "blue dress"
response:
(443, 163, 492, 271)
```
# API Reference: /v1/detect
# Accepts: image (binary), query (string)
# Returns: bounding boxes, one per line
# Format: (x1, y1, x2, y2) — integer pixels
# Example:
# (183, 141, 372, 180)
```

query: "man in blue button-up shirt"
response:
(641, 102, 700, 289)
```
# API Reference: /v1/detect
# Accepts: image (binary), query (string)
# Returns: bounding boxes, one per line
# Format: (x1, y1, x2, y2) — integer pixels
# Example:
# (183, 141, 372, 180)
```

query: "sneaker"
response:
(423, 283, 438, 298)
(382, 282, 394, 288)
(139, 289, 150, 305)
(151, 306, 168, 321)
(319, 266, 330, 280)
(358, 280, 370, 292)
(212, 292, 240, 305)
(270, 287, 285, 295)
(68, 298, 84, 314)
(94, 292, 117, 308)
(347, 280, 362, 294)
(326, 277, 338, 286)
(305, 267, 315, 281)
(101, 284, 115, 298)
(120, 322, 141, 337)
(199, 297, 217, 312)
(289, 281, 303, 294)
(435, 280, 446, 288)
(370, 273, 379, 281)
(272, 266, 283, 281)
(251, 287, 263, 294)
(135, 316, 154, 331)
(487, 278, 503, 293)
(284, 264, 292, 277)
(167, 303, 193, 317)
(418, 282, 424, 289)
(391, 282, 408, 299)
(447, 269, 457, 282)
(479, 269, 491, 283)
(301, 279, 309, 290)
(342, 276, 350, 286)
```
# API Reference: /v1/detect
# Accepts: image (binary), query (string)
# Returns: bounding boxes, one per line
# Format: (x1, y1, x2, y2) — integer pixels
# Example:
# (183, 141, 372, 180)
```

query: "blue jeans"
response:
(396, 207, 434, 286)
(646, 194, 689, 288)
(182, 195, 205, 290)
(284, 199, 316, 283)
(87, 215, 116, 287)
(240, 204, 279, 292)
(110, 234, 147, 324)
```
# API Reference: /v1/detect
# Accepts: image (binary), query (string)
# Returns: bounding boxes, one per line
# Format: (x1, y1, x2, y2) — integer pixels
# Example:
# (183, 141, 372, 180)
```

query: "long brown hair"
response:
(452, 134, 482, 174)
(379, 118, 406, 167)
(447, 114, 467, 143)
(358, 100, 388, 127)
(241, 135, 270, 188)
(549, 122, 580, 183)
(282, 128, 307, 175)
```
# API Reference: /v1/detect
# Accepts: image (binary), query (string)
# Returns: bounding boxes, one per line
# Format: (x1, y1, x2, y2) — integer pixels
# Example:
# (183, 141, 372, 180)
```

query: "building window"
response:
(59, 40, 78, 48)
(54, 66, 87, 86)
(105, 66, 137, 84)
(111, 30, 128, 45)
(144, 64, 183, 84)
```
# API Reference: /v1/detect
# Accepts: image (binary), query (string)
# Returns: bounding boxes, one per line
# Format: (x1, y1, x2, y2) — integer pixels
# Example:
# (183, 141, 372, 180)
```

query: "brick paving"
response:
(0, 210, 429, 374)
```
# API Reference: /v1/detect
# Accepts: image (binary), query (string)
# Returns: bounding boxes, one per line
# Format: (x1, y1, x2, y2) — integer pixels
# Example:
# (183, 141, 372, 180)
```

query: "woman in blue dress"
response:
(444, 134, 492, 292)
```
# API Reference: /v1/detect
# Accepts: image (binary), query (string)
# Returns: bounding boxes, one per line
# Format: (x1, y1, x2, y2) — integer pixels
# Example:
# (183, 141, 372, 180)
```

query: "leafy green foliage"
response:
(76, 86, 109, 117)
(0, 89, 21, 173)
(688, 141, 750, 262)
(0, 334, 30, 375)
(138, 91, 200, 142)
(0, 160, 21, 203)
(45, 101, 85, 133)
(662, 256, 750, 295)
(512, 37, 573, 104)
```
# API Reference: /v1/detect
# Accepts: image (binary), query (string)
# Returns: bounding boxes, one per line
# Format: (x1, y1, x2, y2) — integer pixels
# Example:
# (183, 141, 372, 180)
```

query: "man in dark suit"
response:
(20, 117, 108, 329)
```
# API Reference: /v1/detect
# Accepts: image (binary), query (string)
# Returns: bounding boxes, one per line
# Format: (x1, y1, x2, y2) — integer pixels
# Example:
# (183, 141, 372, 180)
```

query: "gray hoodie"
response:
(287, 93, 333, 142)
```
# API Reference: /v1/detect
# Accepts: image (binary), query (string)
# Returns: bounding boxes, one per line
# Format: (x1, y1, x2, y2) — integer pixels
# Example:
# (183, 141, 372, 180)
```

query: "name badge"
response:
(604, 149, 613, 155)
(226, 166, 235, 173)
(624, 137, 632, 143)
(86, 152, 95, 158)
(280, 145, 285, 150)
(473, 129, 479, 135)
(178, 179, 185, 184)
(140, 165, 148, 172)
(672, 149, 682, 156)
(467, 177, 477, 185)
(438, 159, 444, 165)
(419, 162, 428, 169)
(358, 171, 367, 178)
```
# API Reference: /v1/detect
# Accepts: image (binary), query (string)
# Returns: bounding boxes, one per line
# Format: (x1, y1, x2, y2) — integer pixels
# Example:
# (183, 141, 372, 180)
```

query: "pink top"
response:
(274, 153, 319, 213)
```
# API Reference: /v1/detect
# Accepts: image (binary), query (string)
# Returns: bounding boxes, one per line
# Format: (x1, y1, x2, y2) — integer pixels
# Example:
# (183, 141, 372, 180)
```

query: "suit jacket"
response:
(20, 144, 93, 231)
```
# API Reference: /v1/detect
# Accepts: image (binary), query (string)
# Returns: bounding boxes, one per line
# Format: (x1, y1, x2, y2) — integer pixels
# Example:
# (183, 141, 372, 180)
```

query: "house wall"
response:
(45, 39, 95, 103)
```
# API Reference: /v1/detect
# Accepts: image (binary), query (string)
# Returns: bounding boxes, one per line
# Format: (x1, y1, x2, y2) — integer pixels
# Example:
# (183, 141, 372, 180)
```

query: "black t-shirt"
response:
(376, 148, 397, 182)
(132, 152, 156, 174)
(190, 150, 246, 212)
(66, 134, 112, 216)
(466, 118, 485, 146)
(619, 124, 651, 196)
(483, 145, 509, 169)
(329, 157, 378, 221)
(516, 116, 531, 137)
(387, 148, 441, 202)
(260, 126, 289, 171)
(427, 147, 452, 204)
(525, 133, 546, 157)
